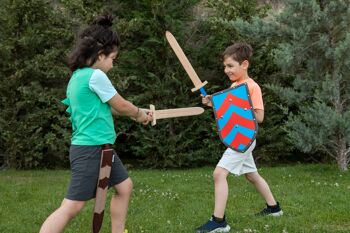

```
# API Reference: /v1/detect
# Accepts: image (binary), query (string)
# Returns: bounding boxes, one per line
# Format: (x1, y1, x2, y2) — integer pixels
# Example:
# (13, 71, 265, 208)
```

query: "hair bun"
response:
(93, 14, 114, 28)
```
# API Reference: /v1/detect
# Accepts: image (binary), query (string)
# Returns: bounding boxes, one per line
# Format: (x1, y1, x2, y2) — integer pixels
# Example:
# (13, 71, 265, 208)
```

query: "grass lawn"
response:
(1, 164, 350, 233)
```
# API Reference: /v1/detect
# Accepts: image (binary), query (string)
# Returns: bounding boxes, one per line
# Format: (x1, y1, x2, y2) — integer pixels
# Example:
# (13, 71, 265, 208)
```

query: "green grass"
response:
(1, 164, 350, 233)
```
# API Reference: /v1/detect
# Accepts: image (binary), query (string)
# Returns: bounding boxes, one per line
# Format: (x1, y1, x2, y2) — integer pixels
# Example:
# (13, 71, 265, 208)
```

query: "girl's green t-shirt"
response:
(62, 67, 116, 145)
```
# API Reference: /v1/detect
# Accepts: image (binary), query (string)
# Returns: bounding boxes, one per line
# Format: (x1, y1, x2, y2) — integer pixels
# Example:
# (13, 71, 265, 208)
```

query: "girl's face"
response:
(223, 56, 248, 82)
(94, 51, 118, 73)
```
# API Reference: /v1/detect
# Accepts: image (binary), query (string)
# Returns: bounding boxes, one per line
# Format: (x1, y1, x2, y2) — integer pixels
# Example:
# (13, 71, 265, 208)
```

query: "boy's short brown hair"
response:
(223, 42, 253, 64)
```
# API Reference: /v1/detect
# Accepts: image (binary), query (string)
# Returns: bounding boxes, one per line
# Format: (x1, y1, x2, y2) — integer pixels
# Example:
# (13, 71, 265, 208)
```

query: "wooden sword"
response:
(165, 31, 208, 96)
(149, 104, 204, 126)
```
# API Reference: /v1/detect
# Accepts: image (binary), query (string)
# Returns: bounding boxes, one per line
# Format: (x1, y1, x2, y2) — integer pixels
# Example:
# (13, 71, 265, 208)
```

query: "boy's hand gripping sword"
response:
(165, 31, 208, 96)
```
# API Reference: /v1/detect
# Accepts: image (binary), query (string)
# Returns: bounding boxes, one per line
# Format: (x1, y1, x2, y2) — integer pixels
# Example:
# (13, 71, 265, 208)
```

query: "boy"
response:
(195, 42, 282, 233)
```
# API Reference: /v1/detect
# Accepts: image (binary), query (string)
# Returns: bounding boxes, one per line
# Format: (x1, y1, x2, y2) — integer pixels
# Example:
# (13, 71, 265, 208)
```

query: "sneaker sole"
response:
(270, 210, 283, 217)
(208, 225, 231, 233)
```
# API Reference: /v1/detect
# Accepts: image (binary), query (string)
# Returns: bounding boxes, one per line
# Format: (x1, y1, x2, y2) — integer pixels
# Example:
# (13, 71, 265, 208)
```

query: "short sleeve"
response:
(249, 83, 264, 110)
(89, 69, 117, 103)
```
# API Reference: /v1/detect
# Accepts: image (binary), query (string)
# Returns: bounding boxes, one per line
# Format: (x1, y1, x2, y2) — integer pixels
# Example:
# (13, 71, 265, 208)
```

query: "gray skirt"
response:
(66, 145, 129, 201)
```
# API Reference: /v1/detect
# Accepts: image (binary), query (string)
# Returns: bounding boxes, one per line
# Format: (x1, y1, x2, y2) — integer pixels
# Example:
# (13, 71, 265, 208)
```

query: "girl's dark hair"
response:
(68, 14, 120, 71)
(222, 42, 253, 64)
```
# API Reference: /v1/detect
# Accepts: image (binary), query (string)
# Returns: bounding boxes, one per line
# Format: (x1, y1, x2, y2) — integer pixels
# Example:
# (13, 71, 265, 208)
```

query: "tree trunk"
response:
(336, 137, 349, 172)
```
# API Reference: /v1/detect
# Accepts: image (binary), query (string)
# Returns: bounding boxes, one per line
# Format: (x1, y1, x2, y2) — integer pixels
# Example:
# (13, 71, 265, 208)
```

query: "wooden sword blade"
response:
(154, 107, 204, 120)
(165, 31, 207, 91)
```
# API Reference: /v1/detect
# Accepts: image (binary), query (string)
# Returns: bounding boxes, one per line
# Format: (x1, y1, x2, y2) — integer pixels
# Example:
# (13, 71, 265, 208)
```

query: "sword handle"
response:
(199, 87, 207, 97)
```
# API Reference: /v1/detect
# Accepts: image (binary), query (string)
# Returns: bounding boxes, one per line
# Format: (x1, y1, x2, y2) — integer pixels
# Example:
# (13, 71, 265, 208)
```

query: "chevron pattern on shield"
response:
(211, 83, 258, 153)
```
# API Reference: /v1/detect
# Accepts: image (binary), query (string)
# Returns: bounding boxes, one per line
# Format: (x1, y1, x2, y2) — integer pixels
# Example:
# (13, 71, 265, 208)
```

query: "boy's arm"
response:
(254, 109, 264, 123)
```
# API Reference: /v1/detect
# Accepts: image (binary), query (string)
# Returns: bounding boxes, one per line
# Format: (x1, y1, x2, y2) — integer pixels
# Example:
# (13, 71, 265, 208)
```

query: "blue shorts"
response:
(65, 145, 129, 201)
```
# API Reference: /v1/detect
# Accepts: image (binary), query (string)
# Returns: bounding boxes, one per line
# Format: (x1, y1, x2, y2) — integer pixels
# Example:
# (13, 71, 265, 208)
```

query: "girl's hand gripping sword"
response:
(165, 31, 208, 97)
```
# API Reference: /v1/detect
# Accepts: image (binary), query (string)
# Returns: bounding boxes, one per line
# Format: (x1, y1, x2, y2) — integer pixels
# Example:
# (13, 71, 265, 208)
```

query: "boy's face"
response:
(95, 51, 118, 73)
(223, 56, 248, 82)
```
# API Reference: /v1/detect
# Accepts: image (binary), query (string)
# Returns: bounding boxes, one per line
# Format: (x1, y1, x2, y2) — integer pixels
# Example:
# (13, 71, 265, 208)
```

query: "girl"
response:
(40, 14, 152, 233)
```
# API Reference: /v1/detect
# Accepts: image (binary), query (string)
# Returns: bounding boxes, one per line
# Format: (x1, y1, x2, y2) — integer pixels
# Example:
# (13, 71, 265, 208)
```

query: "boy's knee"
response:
(213, 168, 226, 182)
(245, 172, 260, 183)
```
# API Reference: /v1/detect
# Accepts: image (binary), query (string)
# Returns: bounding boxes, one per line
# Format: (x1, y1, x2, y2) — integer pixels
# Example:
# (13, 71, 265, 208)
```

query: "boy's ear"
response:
(241, 60, 249, 69)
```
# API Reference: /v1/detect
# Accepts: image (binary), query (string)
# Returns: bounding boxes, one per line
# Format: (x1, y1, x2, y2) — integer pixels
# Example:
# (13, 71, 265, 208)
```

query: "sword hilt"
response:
(199, 87, 207, 97)
(150, 104, 157, 126)
(190, 81, 208, 97)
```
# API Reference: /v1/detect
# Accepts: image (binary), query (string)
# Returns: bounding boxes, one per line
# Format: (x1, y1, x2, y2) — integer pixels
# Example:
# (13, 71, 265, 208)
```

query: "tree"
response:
(0, 0, 75, 168)
(233, 0, 350, 171)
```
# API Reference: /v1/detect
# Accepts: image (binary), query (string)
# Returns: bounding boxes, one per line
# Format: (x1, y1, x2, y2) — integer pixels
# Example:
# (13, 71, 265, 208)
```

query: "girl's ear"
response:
(241, 60, 249, 69)
(97, 51, 104, 61)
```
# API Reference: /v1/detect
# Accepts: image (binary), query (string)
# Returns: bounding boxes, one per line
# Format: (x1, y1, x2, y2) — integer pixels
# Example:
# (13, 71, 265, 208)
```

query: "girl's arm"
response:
(107, 94, 152, 124)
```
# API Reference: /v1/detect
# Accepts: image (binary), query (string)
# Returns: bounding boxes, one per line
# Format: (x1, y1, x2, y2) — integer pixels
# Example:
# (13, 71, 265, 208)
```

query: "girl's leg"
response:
(213, 166, 230, 218)
(245, 172, 276, 205)
(39, 198, 85, 233)
(110, 177, 133, 233)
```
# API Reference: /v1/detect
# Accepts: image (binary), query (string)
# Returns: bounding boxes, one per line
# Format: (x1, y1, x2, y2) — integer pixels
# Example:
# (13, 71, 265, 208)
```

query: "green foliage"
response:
(108, 0, 219, 167)
(0, 0, 75, 168)
(0, 0, 298, 168)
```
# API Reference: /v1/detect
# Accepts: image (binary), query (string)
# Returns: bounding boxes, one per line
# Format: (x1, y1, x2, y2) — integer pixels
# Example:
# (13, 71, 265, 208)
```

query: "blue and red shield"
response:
(211, 83, 258, 153)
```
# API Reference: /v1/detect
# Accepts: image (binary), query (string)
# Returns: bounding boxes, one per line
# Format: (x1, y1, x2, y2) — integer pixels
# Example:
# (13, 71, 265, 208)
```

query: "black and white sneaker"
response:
(195, 216, 231, 233)
(256, 202, 283, 217)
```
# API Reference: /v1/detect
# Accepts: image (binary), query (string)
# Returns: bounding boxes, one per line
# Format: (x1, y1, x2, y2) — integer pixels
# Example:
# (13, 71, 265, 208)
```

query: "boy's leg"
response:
(110, 177, 133, 233)
(213, 166, 230, 218)
(245, 172, 276, 205)
(195, 166, 231, 233)
(245, 172, 283, 216)
(39, 198, 85, 233)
